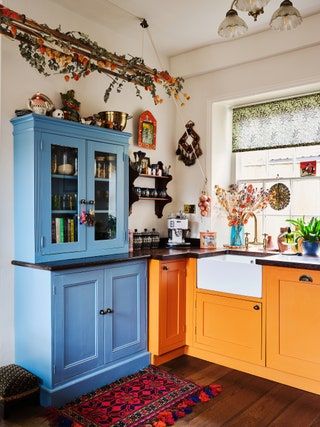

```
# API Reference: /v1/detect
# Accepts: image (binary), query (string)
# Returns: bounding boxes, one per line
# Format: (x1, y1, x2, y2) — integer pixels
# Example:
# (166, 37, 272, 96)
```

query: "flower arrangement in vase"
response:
(215, 184, 269, 247)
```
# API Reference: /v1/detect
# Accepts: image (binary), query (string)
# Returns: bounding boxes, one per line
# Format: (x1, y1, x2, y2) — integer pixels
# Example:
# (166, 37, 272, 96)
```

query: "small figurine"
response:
(52, 109, 64, 119)
(60, 90, 81, 122)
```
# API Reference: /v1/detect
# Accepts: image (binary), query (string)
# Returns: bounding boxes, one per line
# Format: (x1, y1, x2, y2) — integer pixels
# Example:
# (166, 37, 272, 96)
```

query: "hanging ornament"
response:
(198, 191, 211, 217)
(176, 121, 202, 166)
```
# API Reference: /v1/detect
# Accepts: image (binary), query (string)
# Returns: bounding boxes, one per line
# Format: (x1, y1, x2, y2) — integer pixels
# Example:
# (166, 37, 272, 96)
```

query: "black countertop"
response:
(12, 247, 277, 271)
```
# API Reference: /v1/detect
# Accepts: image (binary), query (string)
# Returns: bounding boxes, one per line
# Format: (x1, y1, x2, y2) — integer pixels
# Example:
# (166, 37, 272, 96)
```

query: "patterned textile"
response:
(232, 92, 320, 152)
(0, 364, 39, 402)
(47, 365, 222, 427)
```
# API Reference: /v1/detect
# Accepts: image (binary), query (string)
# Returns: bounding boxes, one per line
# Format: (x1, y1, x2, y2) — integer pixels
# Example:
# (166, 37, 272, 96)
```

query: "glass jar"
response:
(142, 229, 152, 249)
(151, 228, 160, 249)
(133, 230, 142, 250)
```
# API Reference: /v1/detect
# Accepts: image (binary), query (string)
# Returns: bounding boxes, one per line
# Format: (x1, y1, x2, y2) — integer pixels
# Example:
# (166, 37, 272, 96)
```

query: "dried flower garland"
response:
(0, 5, 189, 105)
(215, 184, 269, 226)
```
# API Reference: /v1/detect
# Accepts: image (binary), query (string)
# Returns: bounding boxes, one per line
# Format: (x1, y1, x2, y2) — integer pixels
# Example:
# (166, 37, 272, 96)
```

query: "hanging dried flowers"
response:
(0, 5, 189, 105)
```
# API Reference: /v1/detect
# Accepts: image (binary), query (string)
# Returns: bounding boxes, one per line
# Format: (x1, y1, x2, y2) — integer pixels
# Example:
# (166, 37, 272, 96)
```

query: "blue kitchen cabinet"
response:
(12, 114, 129, 263)
(15, 260, 149, 407)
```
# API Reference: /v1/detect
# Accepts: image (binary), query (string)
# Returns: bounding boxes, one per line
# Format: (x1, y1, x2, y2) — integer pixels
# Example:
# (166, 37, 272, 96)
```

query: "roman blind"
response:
(232, 93, 320, 152)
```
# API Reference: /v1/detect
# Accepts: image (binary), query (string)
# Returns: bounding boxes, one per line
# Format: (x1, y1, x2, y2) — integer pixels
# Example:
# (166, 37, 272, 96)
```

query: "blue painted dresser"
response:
(12, 114, 129, 263)
(12, 115, 150, 406)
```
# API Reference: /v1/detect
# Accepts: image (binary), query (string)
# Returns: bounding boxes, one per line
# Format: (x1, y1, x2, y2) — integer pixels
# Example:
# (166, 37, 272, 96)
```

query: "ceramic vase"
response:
(230, 224, 244, 247)
(302, 240, 319, 256)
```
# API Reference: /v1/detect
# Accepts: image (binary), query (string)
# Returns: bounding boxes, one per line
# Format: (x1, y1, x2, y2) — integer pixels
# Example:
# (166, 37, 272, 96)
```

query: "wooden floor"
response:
(1, 355, 320, 426)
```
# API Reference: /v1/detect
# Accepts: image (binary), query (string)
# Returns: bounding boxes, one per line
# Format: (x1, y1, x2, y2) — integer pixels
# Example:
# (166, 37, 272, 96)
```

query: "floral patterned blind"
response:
(232, 93, 320, 152)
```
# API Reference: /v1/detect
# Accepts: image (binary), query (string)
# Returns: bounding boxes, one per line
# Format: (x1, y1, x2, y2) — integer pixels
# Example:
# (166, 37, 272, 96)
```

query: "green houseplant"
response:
(287, 217, 320, 256)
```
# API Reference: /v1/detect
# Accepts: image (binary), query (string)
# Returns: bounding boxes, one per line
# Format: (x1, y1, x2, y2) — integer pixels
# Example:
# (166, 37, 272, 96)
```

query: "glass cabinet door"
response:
(40, 133, 86, 255)
(87, 141, 125, 251)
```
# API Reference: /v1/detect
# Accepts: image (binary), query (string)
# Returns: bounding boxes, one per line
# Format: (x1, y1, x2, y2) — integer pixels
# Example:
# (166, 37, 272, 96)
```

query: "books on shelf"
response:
(52, 217, 76, 243)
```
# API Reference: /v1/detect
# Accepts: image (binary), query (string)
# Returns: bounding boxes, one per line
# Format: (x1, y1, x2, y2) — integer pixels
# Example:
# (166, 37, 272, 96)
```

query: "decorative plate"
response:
(269, 183, 290, 211)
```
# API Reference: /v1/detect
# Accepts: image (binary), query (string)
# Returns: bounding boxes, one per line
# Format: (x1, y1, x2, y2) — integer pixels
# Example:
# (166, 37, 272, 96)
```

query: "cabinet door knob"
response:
(299, 275, 313, 283)
(253, 305, 260, 311)
(99, 308, 114, 315)
(162, 265, 169, 271)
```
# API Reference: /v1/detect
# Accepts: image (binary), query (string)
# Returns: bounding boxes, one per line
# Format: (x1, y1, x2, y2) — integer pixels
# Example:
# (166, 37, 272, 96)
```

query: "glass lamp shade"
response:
(235, 0, 271, 12)
(218, 9, 248, 39)
(270, 0, 303, 31)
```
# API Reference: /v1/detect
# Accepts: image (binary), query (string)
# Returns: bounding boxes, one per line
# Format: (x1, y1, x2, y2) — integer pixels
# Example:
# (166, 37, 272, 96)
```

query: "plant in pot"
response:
(286, 217, 320, 256)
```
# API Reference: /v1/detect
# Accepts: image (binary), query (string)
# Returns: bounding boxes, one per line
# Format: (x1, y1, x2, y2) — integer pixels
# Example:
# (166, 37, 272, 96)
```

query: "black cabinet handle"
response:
(80, 199, 87, 204)
(299, 275, 313, 283)
(88, 200, 95, 205)
(253, 305, 260, 311)
(162, 266, 169, 271)
(99, 308, 114, 315)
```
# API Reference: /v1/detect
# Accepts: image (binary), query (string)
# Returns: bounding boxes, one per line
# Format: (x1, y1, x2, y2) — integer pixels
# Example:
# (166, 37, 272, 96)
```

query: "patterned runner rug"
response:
(47, 365, 222, 427)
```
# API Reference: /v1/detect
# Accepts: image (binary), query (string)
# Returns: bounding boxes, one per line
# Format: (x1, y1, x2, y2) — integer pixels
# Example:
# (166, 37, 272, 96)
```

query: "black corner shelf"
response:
(129, 165, 172, 218)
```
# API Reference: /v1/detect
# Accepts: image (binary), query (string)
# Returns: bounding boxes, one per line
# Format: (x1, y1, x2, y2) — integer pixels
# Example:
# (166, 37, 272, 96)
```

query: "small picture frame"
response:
(300, 161, 316, 177)
(138, 110, 157, 150)
(200, 231, 217, 249)
(140, 157, 150, 174)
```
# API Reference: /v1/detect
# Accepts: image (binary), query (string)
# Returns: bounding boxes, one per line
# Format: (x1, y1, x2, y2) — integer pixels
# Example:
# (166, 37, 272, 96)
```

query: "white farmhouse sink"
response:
(197, 255, 262, 298)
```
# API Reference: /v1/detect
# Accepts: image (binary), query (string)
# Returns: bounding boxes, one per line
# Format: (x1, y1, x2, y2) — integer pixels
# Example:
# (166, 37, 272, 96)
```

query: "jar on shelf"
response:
(58, 147, 75, 175)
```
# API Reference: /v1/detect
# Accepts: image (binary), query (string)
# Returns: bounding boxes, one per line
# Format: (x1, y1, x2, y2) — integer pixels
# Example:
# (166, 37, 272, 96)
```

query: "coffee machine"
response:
(167, 213, 190, 247)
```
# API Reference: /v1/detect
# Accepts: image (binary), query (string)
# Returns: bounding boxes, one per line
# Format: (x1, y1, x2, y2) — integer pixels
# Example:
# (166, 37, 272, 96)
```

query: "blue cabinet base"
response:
(40, 351, 150, 407)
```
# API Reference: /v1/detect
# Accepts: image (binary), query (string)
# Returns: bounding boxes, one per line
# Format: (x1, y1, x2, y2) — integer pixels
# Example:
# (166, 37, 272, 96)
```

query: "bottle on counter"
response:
(151, 228, 160, 249)
(133, 229, 142, 250)
(142, 228, 152, 250)
(277, 227, 289, 253)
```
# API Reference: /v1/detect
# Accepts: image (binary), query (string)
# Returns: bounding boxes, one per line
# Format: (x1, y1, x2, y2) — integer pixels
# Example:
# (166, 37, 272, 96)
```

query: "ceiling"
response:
(52, 0, 320, 57)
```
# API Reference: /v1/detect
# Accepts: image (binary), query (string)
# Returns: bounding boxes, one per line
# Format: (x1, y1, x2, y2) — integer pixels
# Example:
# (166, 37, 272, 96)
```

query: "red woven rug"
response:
(48, 365, 222, 427)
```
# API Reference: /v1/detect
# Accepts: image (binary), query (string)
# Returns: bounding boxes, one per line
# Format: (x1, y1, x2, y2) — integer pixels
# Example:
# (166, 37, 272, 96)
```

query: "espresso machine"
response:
(167, 213, 190, 247)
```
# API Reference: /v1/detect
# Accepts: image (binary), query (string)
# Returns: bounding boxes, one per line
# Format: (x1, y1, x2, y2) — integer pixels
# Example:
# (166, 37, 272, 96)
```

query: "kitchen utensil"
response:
(97, 111, 132, 131)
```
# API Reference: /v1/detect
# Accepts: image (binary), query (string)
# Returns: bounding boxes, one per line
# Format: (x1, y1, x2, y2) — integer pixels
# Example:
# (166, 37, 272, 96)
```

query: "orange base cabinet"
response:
(195, 292, 264, 365)
(266, 266, 320, 381)
(148, 259, 186, 365)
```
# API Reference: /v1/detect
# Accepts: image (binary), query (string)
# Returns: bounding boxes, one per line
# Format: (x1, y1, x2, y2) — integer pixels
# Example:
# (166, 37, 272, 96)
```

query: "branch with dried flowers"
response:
(0, 5, 190, 105)
(215, 184, 269, 226)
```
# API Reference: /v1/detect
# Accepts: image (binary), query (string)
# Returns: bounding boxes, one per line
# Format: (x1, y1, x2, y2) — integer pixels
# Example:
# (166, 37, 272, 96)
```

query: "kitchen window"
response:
(233, 93, 320, 241)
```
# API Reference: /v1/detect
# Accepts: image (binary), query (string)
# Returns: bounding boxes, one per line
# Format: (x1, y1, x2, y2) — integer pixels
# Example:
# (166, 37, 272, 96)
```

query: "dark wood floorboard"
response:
(1, 355, 320, 427)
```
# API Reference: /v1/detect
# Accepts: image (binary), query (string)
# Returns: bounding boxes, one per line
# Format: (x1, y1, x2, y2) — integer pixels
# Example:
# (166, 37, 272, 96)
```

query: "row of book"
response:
(52, 217, 77, 244)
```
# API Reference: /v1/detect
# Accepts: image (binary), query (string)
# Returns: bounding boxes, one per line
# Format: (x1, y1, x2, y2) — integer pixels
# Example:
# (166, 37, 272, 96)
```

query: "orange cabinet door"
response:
(149, 259, 186, 357)
(195, 292, 263, 365)
(158, 261, 186, 354)
(266, 267, 320, 381)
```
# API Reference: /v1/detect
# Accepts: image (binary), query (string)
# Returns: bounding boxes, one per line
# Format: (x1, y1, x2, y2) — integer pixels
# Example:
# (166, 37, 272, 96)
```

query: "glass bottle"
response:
(151, 228, 160, 249)
(133, 229, 142, 250)
(142, 228, 152, 249)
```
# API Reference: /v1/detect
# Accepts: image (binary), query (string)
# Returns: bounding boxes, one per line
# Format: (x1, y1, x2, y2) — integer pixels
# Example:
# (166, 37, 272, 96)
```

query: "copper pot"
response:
(98, 111, 132, 131)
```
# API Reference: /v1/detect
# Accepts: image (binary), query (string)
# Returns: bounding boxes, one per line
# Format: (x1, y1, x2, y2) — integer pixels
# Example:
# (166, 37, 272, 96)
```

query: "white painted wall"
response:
(173, 43, 320, 247)
(0, 0, 176, 364)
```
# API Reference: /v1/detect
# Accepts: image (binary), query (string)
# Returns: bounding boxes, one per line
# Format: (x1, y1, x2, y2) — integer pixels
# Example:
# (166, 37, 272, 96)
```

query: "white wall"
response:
(172, 42, 320, 247)
(0, 0, 176, 364)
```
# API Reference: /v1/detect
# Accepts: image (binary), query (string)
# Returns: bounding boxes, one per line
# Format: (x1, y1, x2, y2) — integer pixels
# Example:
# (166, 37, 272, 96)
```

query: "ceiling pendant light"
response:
(218, 7, 248, 39)
(218, 0, 303, 39)
(270, 0, 303, 31)
(236, 0, 272, 21)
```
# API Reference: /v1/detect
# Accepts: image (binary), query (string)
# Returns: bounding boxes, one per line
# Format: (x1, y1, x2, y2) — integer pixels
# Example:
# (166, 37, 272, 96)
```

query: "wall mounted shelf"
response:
(129, 165, 172, 218)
